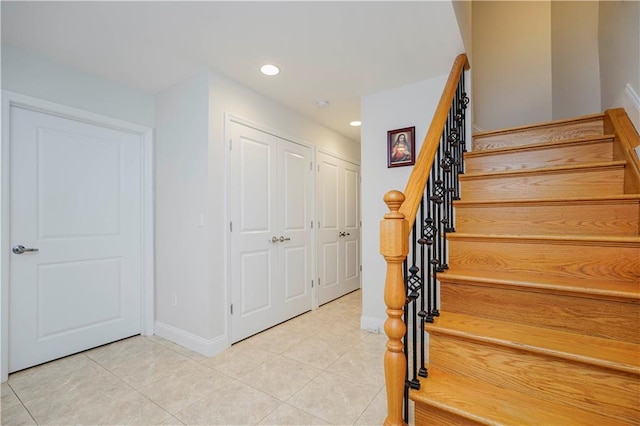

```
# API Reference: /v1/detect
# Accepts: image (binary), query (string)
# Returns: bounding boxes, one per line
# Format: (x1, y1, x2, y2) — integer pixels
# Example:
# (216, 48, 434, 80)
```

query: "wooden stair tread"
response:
(454, 193, 640, 207)
(461, 160, 626, 180)
(439, 268, 640, 302)
(411, 367, 617, 426)
(426, 312, 640, 374)
(473, 113, 604, 139)
(465, 134, 615, 158)
(448, 232, 640, 246)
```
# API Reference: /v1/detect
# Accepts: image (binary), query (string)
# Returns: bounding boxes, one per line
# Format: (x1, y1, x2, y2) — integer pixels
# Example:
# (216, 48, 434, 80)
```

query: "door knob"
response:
(271, 236, 279, 243)
(338, 232, 345, 237)
(12, 245, 39, 255)
(279, 236, 291, 242)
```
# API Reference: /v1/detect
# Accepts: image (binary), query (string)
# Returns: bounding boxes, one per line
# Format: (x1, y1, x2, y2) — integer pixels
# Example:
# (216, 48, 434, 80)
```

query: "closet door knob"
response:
(12, 245, 39, 255)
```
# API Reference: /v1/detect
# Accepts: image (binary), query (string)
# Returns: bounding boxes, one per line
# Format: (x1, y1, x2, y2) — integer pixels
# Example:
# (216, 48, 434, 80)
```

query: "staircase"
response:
(411, 112, 640, 425)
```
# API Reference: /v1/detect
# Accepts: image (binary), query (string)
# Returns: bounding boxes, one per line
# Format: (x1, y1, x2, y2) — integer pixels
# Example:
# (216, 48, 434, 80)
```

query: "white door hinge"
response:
(229, 139, 233, 151)
(311, 280, 314, 288)
(230, 221, 233, 232)
(311, 221, 314, 229)
(230, 304, 234, 314)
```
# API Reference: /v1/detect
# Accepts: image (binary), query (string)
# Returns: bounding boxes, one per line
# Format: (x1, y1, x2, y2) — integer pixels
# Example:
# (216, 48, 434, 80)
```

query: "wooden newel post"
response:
(380, 190, 408, 426)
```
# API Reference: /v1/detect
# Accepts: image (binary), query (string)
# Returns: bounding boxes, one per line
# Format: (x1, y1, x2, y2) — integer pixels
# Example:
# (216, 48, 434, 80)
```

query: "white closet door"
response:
(278, 142, 313, 320)
(229, 122, 312, 343)
(317, 152, 361, 305)
(341, 161, 361, 295)
(9, 106, 142, 372)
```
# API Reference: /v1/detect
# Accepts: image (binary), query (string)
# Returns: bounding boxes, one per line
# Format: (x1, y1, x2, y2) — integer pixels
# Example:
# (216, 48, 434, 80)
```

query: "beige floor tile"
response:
(355, 387, 387, 425)
(21, 367, 132, 423)
(8, 354, 106, 403)
(327, 348, 385, 388)
(110, 347, 197, 389)
(146, 335, 210, 362)
(284, 314, 334, 336)
(139, 363, 235, 414)
(176, 379, 279, 425)
(1, 402, 36, 426)
(238, 355, 321, 401)
(359, 332, 388, 354)
(38, 389, 180, 425)
(316, 321, 370, 348)
(258, 403, 328, 425)
(281, 336, 351, 370)
(287, 371, 380, 425)
(201, 341, 277, 378)
(1, 382, 21, 409)
(243, 323, 307, 354)
(86, 335, 167, 370)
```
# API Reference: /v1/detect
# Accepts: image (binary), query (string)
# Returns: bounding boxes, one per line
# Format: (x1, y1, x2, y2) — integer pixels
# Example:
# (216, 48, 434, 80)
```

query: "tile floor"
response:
(1, 290, 393, 425)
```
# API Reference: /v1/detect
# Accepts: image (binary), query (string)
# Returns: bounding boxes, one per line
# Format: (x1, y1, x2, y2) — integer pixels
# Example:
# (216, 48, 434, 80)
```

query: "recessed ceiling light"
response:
(350, 121, 362, 127)
(316, 100, 330, 108)
(260, 64, 280, 76)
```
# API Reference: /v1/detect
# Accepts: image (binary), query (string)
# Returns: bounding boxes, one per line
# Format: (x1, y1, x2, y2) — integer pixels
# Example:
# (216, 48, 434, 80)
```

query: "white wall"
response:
(154, 70, 217, 350)
(599, 0, 640, 131)
(472, 1, 553, 131)
(551, 1, 601, 120)
(453, 0, 473, 65)
(1, 45, 154, 127)
(154, 68, 359, 355)
(360, 74, 449, 331)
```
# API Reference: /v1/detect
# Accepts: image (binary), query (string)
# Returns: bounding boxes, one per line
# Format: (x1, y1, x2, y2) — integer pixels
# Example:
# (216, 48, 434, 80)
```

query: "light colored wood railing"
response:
(380, 53, 469, 426)
(605, 108, 640, 194)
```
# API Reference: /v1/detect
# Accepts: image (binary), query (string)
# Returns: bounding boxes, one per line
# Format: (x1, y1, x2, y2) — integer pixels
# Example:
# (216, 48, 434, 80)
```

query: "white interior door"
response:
(317, 152, 361, 305)
(229, 121, 312, 343)
(9, 106, 143, 372)
(278, 142, 313, 320)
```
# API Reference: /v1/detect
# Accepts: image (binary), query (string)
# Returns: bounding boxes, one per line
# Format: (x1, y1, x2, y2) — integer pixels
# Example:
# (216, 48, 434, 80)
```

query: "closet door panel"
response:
(278, 140, 313, 320)
(229, 123, 278, 343)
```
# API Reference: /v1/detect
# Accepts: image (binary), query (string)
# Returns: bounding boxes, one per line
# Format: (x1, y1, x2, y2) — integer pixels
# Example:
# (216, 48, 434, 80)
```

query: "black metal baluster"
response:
(417, 197, 428, 378)
(398, 69, 468, 419)
(407, 220, 420, 390)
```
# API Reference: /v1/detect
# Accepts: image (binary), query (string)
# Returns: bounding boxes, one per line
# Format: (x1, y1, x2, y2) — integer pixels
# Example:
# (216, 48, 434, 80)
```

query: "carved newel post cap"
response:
(383, 190, 405, 217)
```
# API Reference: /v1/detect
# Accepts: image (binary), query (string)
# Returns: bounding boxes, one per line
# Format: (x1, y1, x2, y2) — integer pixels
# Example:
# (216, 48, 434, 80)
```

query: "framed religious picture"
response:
(387, 126, 415, 168)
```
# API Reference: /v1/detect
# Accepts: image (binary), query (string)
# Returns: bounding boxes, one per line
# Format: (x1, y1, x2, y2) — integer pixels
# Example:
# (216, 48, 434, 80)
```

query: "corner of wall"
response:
(360, 316, 385, 334)
(154, 321, 228, 358)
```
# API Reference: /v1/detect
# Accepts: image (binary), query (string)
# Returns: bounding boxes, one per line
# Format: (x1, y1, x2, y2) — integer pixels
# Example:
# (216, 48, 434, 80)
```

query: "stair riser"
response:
(414, 403, 481, 426)
(448, 239, 639, 282)
(429, 334, 640, 423)
(455, 201, 640, 236)
(460, 167, 625, 201)
(439, 282, 640, 343)
(473, 118, 603, 151)
(465, 141, 613, 173)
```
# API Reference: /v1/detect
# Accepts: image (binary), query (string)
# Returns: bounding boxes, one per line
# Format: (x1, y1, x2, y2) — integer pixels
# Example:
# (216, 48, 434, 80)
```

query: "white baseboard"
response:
(361, 316, 384, 334)
(472, 122, 485, 134)
(154, 321, 228, 357)
(624, 83, 640, 134)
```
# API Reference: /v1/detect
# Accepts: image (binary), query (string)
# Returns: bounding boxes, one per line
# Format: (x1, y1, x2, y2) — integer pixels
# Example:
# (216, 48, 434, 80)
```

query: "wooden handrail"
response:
(604, 108, 640, 193)
(381, 53, 469, 426)
(398, 53, 469, 234)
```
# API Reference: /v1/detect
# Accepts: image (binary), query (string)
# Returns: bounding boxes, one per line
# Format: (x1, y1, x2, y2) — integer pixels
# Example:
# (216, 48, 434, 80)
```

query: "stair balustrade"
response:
(380, 53, 470, 426)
